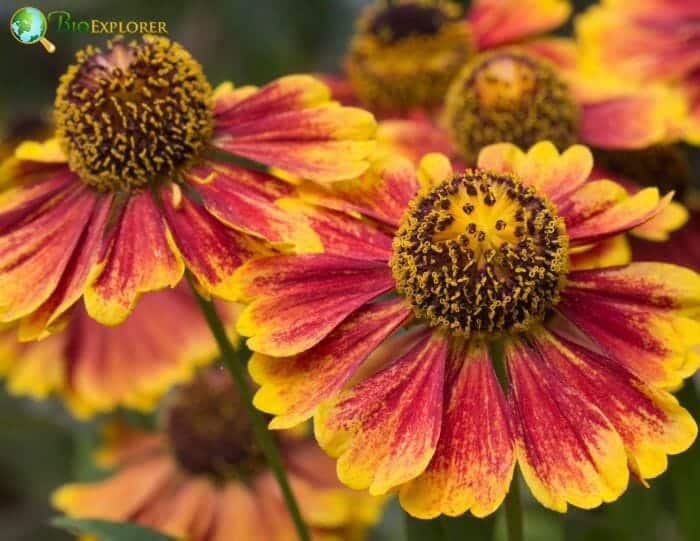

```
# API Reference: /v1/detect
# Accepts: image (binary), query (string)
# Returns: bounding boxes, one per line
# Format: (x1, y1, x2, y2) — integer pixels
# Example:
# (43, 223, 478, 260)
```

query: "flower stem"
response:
(488, 340, 524, 541)
(188, 278, 311, 541)
(504, 471, 524, 541)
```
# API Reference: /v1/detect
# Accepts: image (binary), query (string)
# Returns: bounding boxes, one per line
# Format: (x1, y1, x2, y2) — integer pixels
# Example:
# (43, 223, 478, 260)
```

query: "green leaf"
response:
(51, 517, 178, 541)
(406, 512, 495, 541)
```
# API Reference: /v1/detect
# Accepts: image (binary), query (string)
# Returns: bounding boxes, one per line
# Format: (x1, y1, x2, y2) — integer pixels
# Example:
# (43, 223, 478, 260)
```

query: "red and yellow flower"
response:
(576, 0, 700, 145)
(341, 0, 572, 115)
(53, 370, 383, 540)
(0, 287, 238, 417)
(233, 143, 699, 518)
(0, 35, 376, 339)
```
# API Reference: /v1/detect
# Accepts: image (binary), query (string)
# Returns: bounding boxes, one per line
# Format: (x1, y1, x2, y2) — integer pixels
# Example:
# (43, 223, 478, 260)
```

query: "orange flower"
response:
(53, 370, 383, 540)
(0, 35, 376, 339)
(339, 0, 571, 115)
(234, 144, 699, 517)
(0, 287, 238, 417)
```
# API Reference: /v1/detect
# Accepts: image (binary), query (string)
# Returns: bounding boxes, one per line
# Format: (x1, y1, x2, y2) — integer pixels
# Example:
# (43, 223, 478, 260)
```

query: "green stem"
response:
(188, 278, 311, 541)
(504, 471, 524, 541)
(488, 340, 524, 541)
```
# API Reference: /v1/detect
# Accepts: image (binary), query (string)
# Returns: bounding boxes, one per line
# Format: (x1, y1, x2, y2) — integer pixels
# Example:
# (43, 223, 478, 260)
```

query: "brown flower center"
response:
(346, 1, 471, 113)
(445, 51, 579, 164)
(55, 35, 212, 191)
(391, 170, 568, 336)
(163, 370, 267, 482)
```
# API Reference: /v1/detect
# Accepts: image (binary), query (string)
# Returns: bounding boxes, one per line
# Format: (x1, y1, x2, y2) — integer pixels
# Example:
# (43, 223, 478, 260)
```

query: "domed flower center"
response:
(391, 170, 568, 335)
(369, 3, 449, 43)
(445, 51, 578, 164)
(347, 1, 470, 113)
(163, 371, 266, 482)
(55, 36, 213, 191)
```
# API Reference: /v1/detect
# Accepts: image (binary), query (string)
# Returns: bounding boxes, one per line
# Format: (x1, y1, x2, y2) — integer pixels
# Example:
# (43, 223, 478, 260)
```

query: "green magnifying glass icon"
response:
(10, 7, 56, 53)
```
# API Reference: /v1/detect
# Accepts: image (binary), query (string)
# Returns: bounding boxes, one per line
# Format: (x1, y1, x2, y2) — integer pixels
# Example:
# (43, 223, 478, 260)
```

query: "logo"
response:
(10, 6, 56, 53)
(9, 8, 169, 54)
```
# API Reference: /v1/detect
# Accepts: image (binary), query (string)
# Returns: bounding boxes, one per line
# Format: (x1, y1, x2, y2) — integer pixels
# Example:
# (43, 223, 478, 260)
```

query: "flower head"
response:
(234, 143, 699, 517)
(343, 0, 570, 115)
(53, 370, 383, 540)
(445, 50, 579, 163)
(0, 36, 376, 338)
(346, 0, 471, 113)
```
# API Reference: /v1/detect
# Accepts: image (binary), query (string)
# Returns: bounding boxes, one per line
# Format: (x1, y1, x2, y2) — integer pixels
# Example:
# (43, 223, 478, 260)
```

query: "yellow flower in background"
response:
(53, 370, 383, 541)
(576, 0, 700, 145)
(233, 144, 699, 518)
(343, 0, 571, 115)
(0, 35, 376, 340)
(0, 287, 238, 418)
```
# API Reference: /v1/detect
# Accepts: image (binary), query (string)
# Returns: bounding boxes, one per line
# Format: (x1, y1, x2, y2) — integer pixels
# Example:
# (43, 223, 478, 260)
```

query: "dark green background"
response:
(0, 1, 698, 540)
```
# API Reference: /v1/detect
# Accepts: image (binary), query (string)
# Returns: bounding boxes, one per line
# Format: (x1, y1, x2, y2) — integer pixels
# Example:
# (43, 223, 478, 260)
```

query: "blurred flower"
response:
(0, 287, 238, 418)
(233, 143, 699, 518)
(341, 0, 571, 115)
(0, 35, 376, 339)
(576, 0, 700, 145)
(53, 370, 383, 540)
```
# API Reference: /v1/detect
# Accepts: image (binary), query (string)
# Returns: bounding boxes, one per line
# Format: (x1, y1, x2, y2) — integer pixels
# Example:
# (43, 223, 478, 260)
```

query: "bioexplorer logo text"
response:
(10, 7, 168, 54)
(48, 10, 168, 35)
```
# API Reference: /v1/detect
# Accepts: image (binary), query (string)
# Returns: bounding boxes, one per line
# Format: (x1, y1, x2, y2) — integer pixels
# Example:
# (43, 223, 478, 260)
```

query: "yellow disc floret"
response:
(391, 169, 568, 336)
(346, 0, 471, 113)
(445, 50, 579, 164)
(55, 35, 213, 191)
(162, 371, 266, 482)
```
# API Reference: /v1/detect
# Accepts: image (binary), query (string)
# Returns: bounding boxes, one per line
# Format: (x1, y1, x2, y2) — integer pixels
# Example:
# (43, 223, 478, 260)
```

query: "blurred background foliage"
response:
(0, 1, 698, 540)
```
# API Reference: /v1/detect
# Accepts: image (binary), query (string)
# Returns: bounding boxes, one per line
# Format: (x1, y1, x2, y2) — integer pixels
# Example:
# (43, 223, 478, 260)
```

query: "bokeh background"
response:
(0, 1, 698, 540)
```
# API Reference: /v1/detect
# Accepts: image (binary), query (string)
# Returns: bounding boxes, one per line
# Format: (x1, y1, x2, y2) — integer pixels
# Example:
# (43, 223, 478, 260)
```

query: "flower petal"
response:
(185, 160, 320, 252)
(136, 479, 216, 539)
(579, 93, 685, 149)
(557, 263, 700, 388)
(19, 193, 113, 339)
(212, 484, 273, 541)
(561, 181, 672, 245)
(417, 153, 455, 192)
(315, 331, 447, 495)
(506, 334, 629, 512)
(276, 198, 393, 260)
(214, 75, 331, 124)
(533, 329, 697, 482)
(630, 200, 689, 242)
(160, 186, 261, 300)
(84, 191, 184, 326)
(0, 183, 97, 321)
(212, 75, 376, 182)
(376, 118, 457, 168)
(569, 234, 631, 271)
(0, 169, 76, 232)
(66, 289, 223, 417)
(400, 341, 515, 518)
(52, 457, 175, 521)
(235, 254, 396, 356)
(480, 142, 593, 204)
(295, 156, 419, 228)
(468, 0, 571, 49)
(250, 297, 412, 429)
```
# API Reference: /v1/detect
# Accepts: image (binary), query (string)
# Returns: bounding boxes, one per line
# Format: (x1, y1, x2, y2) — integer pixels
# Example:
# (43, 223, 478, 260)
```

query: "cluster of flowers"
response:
(0, 0, 699, 539)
